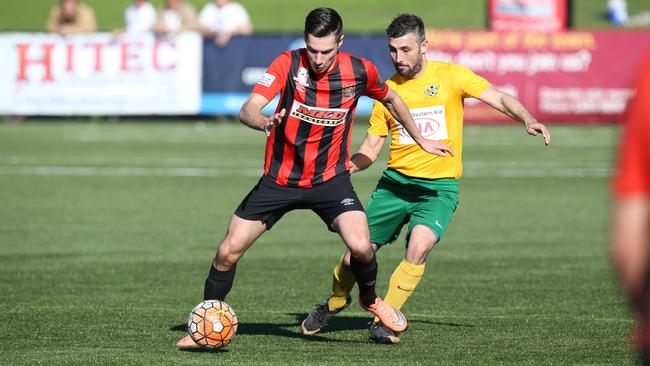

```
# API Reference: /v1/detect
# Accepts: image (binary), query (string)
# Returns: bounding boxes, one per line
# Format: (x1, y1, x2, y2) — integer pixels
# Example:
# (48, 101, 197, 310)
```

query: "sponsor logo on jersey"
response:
(342, 85, 355, 99)
(425, 84, 440, 97)
(293, 67, 310, 91)
(395, 105, 448, 144)
(257, 72, 276, 87)
(290, 101, 348, 126)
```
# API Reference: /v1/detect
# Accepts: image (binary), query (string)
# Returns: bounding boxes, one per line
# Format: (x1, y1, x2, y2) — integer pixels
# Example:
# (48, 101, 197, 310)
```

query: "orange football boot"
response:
(359, 297, 407, 333)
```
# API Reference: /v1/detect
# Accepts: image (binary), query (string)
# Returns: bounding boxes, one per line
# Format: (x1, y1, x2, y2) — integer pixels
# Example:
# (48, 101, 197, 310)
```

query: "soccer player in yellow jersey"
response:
(301, 14, 551, 344)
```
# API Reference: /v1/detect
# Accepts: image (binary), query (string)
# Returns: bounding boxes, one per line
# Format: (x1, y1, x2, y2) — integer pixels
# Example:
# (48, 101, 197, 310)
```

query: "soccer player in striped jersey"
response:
(176, 8, 452, 347)
(301, 14, 551, 343)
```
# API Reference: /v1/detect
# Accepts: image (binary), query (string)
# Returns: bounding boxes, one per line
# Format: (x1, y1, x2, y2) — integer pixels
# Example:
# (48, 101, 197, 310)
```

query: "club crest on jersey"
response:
(290, 101, 348, 127)
(294, 67, 310, 91)
(425, 84, 440, 97)
(342, 85, 355, 99)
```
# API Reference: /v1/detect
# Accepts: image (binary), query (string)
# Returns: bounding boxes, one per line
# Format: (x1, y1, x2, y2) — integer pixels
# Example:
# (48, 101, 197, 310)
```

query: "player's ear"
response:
(337, 34, 345, 49)
(421, 39, 428, 54)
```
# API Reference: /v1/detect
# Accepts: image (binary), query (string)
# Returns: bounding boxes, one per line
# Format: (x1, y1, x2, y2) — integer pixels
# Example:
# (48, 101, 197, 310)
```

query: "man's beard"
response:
(395, 55, 424, 78)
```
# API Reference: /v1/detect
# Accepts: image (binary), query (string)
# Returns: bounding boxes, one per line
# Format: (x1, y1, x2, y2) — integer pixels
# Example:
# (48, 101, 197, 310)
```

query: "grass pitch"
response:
(0, 120, 633, 365)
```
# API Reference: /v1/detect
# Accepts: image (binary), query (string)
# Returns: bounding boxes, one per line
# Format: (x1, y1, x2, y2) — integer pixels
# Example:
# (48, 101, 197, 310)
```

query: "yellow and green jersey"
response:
(369, 61, 491, 179)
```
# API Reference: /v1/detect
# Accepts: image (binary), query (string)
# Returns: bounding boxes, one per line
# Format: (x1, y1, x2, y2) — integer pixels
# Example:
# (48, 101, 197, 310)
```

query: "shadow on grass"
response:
(170, 312, 371, 344)
(413, 319, 473, 328)
(288, 313, 473, 331)
(179, 347, 230, 354)
(170, 313, 471, 345)
(171, 320, 366, 344)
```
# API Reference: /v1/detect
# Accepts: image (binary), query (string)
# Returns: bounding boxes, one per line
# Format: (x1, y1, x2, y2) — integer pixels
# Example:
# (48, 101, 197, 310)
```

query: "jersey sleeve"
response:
(450, 64, 491, 99)
(362, 60, 389, 100)
(251, 51, 291, 101)
(613, 58, 650, 198)
(367, 100, 391, 136)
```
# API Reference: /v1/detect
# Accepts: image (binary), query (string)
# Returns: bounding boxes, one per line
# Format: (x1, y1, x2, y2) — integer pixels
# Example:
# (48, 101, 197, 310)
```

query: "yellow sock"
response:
(374, 259, 425, 322)
(327, 254, 356, 311)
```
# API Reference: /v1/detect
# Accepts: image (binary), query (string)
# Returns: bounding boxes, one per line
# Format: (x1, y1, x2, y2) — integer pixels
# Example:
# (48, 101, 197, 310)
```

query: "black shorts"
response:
(234, 173, 365, 230)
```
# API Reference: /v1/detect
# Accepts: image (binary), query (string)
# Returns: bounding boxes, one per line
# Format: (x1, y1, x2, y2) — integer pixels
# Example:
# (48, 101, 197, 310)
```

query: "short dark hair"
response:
(386, 14, 425, 43)
(304, 8, 343, 41)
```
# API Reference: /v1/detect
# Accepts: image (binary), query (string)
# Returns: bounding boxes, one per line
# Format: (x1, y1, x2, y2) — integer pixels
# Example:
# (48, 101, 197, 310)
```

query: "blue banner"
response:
(201, 34, 394, 115)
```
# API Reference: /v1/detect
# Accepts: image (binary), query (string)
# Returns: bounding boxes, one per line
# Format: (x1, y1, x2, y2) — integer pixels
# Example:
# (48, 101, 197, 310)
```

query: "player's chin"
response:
(396, 67, 412, 78)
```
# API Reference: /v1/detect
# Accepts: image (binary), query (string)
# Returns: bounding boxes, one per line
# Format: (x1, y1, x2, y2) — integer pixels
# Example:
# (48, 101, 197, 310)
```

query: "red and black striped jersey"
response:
(252, 49, 388, 188)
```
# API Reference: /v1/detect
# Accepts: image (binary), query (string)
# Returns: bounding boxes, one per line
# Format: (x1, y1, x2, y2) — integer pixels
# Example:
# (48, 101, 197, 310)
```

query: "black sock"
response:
(350, 254, 378, 308)
(203, 264, 236, 301)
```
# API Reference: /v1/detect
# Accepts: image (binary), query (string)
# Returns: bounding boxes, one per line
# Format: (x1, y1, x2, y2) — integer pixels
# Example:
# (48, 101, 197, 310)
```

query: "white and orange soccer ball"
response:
(187, 300, 238, 349)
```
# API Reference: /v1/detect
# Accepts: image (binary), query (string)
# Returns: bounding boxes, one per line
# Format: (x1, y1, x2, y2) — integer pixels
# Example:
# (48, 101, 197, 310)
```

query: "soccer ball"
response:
(187, 300, 238, 349)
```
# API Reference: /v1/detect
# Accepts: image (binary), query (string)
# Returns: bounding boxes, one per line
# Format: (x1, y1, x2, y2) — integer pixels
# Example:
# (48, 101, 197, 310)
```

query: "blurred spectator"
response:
(611, 55, 650, 364)
(46, 0, 97, 36)
(155, 0, 199, 35)
(607, 0, 630, 26)
(198, 0, 253, 46)
(124, 0, 157, 34)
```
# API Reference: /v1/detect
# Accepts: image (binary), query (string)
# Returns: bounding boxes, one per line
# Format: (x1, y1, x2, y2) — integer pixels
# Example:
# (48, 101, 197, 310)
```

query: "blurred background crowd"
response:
(46, 0, 253, 46)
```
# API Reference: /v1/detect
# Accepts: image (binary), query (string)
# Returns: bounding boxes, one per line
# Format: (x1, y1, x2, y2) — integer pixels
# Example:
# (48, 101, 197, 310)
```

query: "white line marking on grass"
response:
(0, 156, 262, 168)
(463, 168, 612, 178)
(0, 166, 262, 177)
(0, 165, 612, 178)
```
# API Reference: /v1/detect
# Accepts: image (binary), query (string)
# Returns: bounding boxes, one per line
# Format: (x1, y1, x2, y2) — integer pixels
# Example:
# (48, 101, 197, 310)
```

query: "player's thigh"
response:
(366, 185, 410, 246)
(331, 210, 372, 255)
(407, 189, 458, 244)
(221, 214, 267, 255)
(216, 214, 268, 269)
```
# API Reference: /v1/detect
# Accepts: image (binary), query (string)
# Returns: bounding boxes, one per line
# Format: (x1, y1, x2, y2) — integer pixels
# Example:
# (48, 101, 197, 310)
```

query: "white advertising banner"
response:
(0, 32, 202, 115)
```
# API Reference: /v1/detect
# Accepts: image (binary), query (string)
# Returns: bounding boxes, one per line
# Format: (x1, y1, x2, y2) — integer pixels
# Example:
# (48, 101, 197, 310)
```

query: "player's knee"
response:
(216, 239, 243, 268)
(405, 241, 435, 264)
(346, 234, 370, 248)
(216, 252, 239, 269)
(348, 244, 373, 262)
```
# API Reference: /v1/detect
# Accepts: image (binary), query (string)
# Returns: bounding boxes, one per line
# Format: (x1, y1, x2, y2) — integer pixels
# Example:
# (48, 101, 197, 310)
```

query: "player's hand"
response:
(419, 140, 455, 157)
(215, 32, 233, 47)
(261, 108, 286, 136)
(527, 122, 551, 146)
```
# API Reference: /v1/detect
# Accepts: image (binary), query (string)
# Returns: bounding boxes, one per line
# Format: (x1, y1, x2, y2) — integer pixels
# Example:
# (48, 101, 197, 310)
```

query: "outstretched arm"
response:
(239, 93, 286, 136)
(479, 86, 551, 145)
(380, 89, 454, 157)
(350, 134, 387, 173)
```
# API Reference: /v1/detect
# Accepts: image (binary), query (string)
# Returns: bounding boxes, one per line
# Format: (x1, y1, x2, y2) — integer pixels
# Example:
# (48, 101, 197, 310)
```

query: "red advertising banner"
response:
(488, 0, 568, 32)
(426, 30, 650, 123)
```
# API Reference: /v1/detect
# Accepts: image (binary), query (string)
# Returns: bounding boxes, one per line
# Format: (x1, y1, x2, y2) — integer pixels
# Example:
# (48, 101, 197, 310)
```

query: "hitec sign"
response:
(0, 32, 202, 115)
